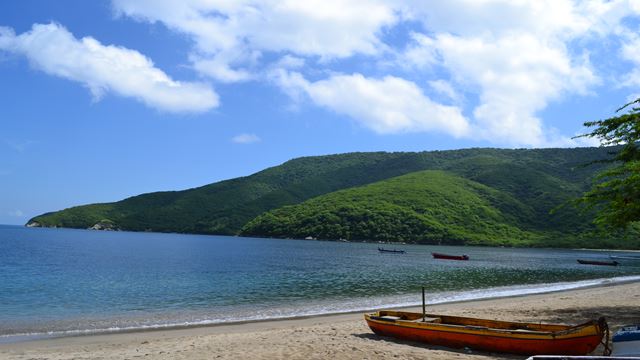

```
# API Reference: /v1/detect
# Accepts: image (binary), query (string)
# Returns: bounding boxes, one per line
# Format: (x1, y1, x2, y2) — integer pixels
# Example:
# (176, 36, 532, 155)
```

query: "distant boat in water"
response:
(378, 247, 406, 254)
(432, 252, 469, 261)
(577, 259, 619, 266)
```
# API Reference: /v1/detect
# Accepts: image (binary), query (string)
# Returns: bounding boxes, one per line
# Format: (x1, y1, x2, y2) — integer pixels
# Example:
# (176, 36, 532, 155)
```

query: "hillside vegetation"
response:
(241, 170, 536, 246)
(241, 169, 638, 248)
(27, 147, 640, 248)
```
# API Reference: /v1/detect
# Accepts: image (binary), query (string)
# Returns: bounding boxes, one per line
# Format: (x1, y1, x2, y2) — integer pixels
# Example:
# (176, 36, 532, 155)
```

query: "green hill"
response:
(240, 169, 638, 248)
(26, 146, 639, 248)
(241, 170, 535, 245)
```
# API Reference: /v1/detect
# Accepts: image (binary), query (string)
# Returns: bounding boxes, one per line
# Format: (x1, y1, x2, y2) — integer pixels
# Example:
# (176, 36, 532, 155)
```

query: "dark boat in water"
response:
(432, 252, 469, 261)
(378, 247, 405, 254)
(577, 259, 619, 266)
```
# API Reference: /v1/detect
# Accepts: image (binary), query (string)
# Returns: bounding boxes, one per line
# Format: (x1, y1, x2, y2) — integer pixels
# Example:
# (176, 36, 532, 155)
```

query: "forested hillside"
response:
(27, 146, 639, 248)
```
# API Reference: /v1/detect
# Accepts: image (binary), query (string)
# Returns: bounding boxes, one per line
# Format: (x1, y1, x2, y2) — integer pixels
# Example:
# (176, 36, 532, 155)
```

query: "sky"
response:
(1, 0, 640, 225)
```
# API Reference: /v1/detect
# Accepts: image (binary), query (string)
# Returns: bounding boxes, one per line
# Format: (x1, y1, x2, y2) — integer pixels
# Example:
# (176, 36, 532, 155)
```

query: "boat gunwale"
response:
(369, 310, 577, 330)
(364, 312, 601, 340)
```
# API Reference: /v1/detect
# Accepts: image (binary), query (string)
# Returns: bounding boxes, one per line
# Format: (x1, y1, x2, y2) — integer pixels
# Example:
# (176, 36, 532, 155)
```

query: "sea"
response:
(1, 224, 640, 343)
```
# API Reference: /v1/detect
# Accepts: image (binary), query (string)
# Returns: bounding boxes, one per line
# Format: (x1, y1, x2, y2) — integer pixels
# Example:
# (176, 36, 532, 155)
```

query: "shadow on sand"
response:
(352, 332, 520, 359)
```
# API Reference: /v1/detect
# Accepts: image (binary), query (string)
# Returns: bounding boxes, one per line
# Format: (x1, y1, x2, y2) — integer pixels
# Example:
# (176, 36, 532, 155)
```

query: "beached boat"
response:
(364, 310, 607, 355)
(432, 252, 469, 260)
(577, 259, 619, 266)
(378, 247, 406, 254)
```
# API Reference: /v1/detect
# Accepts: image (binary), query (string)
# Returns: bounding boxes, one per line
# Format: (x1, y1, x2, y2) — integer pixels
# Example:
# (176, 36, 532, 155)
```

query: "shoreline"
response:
(578, 247, 640, 253)
(3, 275, 640, 344)
(2, 279, 640, 359)
(9, 226, 640, 251)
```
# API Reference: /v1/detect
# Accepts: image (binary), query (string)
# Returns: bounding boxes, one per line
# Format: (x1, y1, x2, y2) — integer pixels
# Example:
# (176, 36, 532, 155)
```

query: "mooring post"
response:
(422, 286, 426, 322)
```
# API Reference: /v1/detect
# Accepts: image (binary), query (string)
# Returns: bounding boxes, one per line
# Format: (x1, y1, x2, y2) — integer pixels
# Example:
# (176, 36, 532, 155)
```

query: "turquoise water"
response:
(1, 224, 640, 341)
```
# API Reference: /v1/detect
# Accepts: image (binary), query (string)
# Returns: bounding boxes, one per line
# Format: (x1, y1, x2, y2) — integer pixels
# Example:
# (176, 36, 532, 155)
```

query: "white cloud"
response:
(275, 55, 305, 70)
(0, 23, 219, 113)
(2, 1, 635, 146)
(190, 50, 255, 83)
(395, 0, 632, 146)
(401, 32, 439, 70)
(428, 79, 461, 103)
(620, 33, 640, 87)
(438, 33, 597, 146)
(274, 70, 470, 136)
(108, 0, 640, 145)
(111, 0, 398, 82)
(232, 133, 261, 144)
(403, 1, 581, 38)
(569, 133, 603, 147)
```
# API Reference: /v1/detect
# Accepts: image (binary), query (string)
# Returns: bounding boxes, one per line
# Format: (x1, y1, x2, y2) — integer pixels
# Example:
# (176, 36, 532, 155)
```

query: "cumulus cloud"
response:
(395, 0, 634, 146)
(0, 23, 218, 113)
(273, 70, 470, 136)
(569, 133, 603, 147)
(403, 1, 586, 38)
(231, 133, 261, 144)
(275, 55, 305, 70)
(111, 0, 398, 82)
(428, 79, 461, 103)
(7, 1, 639, 145)
(401, 33, 439, 70)
(620, 34, 640, 87)
(109, 0, 640, 146)
(440, 33, 596, 145)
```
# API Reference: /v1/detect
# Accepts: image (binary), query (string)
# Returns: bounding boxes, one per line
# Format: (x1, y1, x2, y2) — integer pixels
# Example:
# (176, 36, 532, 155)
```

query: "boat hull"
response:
(365, 312, 604, 356)
(432, 252, 469, 260)
(378, 248, 405, 254)
(577, 259, 618, 266)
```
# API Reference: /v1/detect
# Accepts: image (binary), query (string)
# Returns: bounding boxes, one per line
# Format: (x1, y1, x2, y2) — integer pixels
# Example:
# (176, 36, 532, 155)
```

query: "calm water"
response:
(1, 224, 640, 341)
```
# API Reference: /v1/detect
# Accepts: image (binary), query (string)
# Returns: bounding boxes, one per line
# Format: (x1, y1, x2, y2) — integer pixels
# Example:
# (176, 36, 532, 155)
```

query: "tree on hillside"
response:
(575, 98, 640, 228)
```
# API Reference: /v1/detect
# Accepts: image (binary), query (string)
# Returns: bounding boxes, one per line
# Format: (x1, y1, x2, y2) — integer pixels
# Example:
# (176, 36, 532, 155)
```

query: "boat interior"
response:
(369, 310, 578, 332)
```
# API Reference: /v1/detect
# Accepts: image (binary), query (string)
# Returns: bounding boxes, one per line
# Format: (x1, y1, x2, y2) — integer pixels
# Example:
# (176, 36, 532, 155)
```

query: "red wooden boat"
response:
(432, 252, 469, 261)
(577, 259, 619, 266)
(365, 310, 607, 355)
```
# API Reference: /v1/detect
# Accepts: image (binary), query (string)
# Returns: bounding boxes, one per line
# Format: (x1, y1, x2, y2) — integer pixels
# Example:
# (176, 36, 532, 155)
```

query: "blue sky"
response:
(1, 0, 639, 225)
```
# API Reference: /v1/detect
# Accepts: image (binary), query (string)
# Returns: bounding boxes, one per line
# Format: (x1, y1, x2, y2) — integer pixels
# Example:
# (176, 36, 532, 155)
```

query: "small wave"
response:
(427, 275, 640, 305)
(2, 275, 639, 343)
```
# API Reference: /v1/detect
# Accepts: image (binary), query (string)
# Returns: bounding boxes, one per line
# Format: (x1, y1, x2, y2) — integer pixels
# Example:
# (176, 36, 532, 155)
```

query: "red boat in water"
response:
(577, 259, 619, 266)
(432, 252, 469, 261)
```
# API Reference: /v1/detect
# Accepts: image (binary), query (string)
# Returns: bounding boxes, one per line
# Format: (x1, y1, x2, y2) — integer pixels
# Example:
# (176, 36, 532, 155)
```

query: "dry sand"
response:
(2, 281, 639, 360)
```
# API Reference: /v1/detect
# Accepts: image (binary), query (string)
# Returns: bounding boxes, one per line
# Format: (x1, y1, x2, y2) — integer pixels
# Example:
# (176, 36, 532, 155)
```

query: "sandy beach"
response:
(2, 281, 639, 360)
